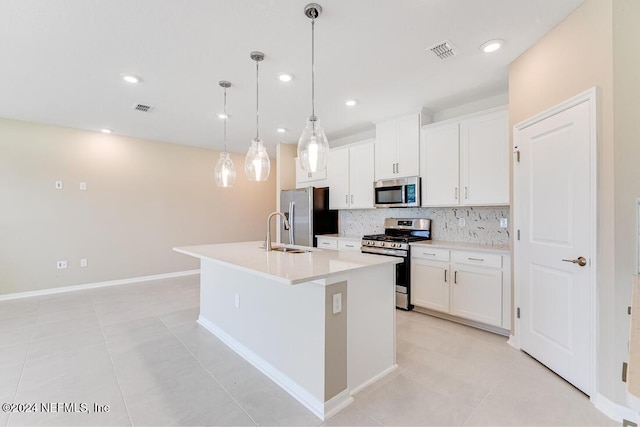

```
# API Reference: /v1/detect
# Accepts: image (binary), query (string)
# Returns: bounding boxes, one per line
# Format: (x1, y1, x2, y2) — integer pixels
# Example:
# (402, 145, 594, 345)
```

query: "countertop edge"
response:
(410, 240, 511, 255)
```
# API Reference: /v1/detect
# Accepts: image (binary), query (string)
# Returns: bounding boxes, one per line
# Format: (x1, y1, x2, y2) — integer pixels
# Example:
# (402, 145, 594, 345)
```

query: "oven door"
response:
(362, 246, 411, 310)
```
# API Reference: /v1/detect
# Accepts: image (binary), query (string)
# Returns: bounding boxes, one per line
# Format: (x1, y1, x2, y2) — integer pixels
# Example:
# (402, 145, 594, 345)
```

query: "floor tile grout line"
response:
(6, 301, 40, 427)
(94, 302, 134, 427)
(158, 315, 259, 426)
(458, 349, 521, 427)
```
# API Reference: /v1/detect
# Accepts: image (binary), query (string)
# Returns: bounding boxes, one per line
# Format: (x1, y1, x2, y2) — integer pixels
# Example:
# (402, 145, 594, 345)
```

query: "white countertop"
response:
(174, 241, 401, 285)
(315, 234, 363, 241)
(411, 240, 510, 254)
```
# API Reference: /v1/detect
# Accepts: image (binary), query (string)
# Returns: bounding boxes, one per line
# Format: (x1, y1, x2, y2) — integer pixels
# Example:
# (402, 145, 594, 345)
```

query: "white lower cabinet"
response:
(316, 237, 338, 250)
(411, 246, 510, 330)
(316, 236, 361, 251)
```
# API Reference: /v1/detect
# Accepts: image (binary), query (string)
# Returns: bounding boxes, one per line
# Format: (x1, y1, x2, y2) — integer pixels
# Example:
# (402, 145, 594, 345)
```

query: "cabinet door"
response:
(396, 113, 420, 177)
(348, 141, 375, 209)
(460, 109, 509, 205)
(374, 119, 398, 180)
(295, 157, 327, 187)
(327, 148, 350, 209)
(422, 123, 460, 206)
(411, 259, 450, 313)
(450, 265, 502, 326)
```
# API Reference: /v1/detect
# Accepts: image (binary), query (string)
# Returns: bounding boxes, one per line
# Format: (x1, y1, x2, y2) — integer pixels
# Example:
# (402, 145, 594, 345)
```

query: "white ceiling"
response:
(0, 0, 583, 156)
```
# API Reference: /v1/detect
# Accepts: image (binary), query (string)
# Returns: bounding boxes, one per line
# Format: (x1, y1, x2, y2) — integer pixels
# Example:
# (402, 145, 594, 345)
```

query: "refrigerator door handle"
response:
(288, 201, 295, 245)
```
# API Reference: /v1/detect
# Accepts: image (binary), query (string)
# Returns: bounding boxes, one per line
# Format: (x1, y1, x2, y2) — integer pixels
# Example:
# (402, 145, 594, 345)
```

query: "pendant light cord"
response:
(223, 86, 228, 152)
(255, 59, 260, 141)
(311, 17, 315, 120)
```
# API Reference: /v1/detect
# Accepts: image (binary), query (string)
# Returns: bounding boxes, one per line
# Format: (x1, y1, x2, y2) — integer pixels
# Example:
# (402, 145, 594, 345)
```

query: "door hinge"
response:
(622, 362, 628, 382)
(629, 306, 632, 315)
(517, 230, 520, 241)
(515, 150, 520, 163)
(517, 307, 521, 319)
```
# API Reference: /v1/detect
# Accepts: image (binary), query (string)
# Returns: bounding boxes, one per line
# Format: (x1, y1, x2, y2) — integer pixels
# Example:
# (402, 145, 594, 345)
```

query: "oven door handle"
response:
(361, 246, 407, 257)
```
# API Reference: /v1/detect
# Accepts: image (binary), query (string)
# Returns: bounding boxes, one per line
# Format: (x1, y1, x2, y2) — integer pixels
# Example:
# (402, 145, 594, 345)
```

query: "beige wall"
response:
(510, 0, 638, 407)
(0, 118, 276, 295)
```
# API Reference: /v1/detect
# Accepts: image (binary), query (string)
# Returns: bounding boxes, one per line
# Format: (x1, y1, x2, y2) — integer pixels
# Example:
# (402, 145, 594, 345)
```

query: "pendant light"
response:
(245, 51, 271, 182)
(214, 80, 236, 188)
(297, 3, 329, 174)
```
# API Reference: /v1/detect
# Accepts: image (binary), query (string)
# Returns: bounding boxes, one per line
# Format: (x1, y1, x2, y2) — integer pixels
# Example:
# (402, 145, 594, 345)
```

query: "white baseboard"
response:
(593, 392, 638, 423)
(198, 315, 350, 421)
(349, 364, 398, 396)
(0, 270, 200, 301)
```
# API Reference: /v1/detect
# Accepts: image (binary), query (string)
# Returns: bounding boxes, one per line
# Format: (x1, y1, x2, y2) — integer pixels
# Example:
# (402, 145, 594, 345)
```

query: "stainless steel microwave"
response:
(374, 176, 421, 208)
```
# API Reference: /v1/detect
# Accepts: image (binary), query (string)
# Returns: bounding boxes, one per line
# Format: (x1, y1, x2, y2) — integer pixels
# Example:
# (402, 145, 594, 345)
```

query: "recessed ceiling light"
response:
(277, 128, 286, 133)
(278, 73, 294, 83)
(345, 99, 357, 107)
(121, 74, 142, 84)
(101, 128, 113, 134)
(218, 113, 229, 119)
(480, 39, 504, 53)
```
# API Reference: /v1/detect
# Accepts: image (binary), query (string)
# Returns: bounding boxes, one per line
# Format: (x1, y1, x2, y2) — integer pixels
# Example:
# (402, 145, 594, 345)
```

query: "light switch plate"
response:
(458, 217, 465, 227)
(332, 293, 342, 314)
(80, 258, 88, 268)
(500, 218, 508, 228)
(79, 182, 87, 191)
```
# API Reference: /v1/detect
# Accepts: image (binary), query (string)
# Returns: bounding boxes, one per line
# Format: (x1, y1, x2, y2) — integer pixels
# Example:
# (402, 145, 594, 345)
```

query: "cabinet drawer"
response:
(451, 251, 502, 268)
(411, 247, 449, 262)
(338, 240, 360, 251)
(317, 238, 338, 250)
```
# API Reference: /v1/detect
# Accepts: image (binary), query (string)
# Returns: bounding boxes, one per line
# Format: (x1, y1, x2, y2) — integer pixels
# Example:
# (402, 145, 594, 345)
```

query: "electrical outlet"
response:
(79, 182, 87, 191)
(80, 258, 88, 268)
(500, 218, 508, 228)
(55, 181, 63, 190)
(332, 293, 342, 314)
(458, 217, 465, 227)
(56, 260, 67, 269)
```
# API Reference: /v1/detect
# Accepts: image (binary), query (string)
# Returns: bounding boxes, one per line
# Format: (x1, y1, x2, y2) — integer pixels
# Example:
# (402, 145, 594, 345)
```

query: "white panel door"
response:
(460, 109, 509, 205)
(422, 123, 460, 206)
(515, 98, 593, 395)
(327, 148, 349, 210)
(374, 120, 397, 180)
(348, 141, 375, 209)
(396, 113, 420, 177)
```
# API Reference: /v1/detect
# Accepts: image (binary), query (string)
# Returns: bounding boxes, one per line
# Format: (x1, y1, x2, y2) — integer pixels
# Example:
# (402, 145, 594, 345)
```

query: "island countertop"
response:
(174, 241, 401, 285)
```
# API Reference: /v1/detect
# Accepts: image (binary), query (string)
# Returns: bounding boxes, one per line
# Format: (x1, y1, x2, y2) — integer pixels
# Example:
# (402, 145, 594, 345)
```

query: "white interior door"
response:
(514, 93, 595, 396)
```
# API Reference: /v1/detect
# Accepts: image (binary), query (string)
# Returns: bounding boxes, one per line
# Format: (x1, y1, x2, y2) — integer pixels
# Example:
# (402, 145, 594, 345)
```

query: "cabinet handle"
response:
(322, 242, 331, 246)
(468, 257, 484, 262)
(444, 270, 447, 283)
(392, 163, 396, 174)
(455, 187, 458, 200)
(454, 271, 457, 284)
(345, 194, 349, 203)
(345, 244, 354, 248)
(396, 163, 399, 174)
(422, 252, 436, 256)
(351, 194, 354, 204)
(465, 186, 468, 199)
(308, 172, 312, 178)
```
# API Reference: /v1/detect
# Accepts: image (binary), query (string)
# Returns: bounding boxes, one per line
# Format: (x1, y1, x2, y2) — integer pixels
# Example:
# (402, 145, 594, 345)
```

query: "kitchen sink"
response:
(269, 246, 310, 254)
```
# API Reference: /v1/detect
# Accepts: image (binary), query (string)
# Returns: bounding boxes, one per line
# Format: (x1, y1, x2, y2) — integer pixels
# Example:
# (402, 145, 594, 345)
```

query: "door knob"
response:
(561, 256, 587, 267)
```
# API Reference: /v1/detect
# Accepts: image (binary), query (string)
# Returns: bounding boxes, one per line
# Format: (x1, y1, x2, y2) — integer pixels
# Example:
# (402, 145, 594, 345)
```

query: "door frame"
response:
(512, 86, 598, 398)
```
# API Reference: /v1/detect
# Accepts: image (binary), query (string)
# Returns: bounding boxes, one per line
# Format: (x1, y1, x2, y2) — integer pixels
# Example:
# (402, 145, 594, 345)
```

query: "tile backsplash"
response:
(339, 206, 510, 246)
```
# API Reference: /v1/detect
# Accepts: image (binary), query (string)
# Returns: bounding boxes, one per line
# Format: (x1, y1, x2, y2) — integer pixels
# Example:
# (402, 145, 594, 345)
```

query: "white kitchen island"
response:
(173, 241, 401, 420)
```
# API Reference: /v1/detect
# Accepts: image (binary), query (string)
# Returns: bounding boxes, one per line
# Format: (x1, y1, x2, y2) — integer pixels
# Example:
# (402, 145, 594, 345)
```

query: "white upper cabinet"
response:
(295, 157, 327, 188)
(421, 107, 509, 207)
(375, 113, 420, 180)
(328, 140, 375, 210)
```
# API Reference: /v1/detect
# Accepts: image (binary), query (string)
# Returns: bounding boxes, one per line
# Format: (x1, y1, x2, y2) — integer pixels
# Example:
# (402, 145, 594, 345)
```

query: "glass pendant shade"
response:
(245, 138, 270, 182)
(214, 151, 236, 188)
(298, 117, 329, 173)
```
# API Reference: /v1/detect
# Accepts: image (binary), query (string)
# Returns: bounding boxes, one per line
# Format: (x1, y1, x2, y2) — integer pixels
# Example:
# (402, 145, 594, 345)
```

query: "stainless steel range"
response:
(361, 218, 431, 310)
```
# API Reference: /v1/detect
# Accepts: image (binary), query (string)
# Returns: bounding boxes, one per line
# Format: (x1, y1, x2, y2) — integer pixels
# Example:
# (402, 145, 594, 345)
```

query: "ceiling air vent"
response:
(428, 40, 457, 60)
(133, 104, 152, 112)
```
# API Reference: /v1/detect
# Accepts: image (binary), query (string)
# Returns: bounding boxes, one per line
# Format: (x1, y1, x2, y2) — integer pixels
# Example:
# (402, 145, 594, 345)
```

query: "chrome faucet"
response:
(265, 212, 291, 251)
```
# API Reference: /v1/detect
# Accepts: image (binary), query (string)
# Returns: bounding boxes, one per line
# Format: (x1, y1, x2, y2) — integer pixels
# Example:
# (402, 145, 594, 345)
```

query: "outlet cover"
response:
(56, 260, 67, 269)
(332, 293, 342, 314)
(79, 182, 87, 191)
(458, 217, 465, 227)
(55, 181, 63, 190)
(500, 218, 508, 228)
(80, 258, 88, 268)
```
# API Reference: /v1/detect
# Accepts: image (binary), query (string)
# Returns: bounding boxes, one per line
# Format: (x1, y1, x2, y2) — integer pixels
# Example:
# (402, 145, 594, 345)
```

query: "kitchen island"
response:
(173, 241, 401, 420)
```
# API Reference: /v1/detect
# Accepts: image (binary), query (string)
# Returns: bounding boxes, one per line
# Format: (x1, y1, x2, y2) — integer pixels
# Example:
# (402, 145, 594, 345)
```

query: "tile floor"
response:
(0, 275, 618, 426)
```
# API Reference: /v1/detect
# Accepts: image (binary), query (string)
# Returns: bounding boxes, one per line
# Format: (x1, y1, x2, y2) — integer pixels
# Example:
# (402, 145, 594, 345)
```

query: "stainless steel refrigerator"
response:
(280, 187, 338, 247)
